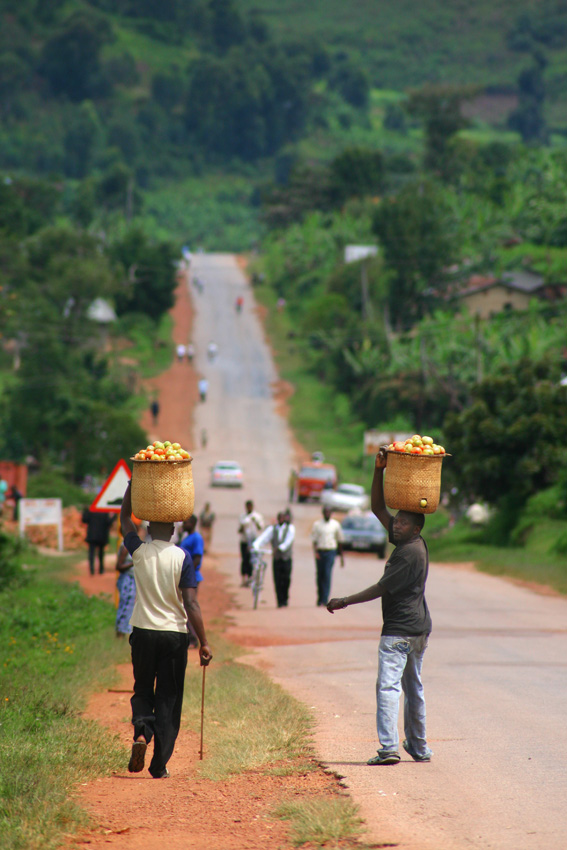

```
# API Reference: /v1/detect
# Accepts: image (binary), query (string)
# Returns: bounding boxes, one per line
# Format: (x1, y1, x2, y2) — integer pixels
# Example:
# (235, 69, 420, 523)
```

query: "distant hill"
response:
(240, 0, 567, 94)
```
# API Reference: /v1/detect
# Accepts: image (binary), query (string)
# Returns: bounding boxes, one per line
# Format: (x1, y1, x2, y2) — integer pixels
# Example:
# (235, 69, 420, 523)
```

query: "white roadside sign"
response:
(19, 498, 63, 551)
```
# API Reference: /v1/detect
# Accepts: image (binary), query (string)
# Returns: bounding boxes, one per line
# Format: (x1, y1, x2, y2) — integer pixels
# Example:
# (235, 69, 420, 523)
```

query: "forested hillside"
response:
(2, 0, 567, 544)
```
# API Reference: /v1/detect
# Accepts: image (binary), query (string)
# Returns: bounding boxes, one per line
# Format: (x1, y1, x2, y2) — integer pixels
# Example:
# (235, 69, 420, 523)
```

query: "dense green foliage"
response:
(0, 177, 177, 479)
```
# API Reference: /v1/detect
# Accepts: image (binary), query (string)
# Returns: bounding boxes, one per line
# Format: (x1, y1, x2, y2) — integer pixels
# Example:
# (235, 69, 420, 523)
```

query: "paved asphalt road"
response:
(188, 254, 567, 850)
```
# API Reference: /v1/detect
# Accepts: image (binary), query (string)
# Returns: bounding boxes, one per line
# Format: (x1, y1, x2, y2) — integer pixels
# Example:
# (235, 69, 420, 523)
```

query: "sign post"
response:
(90, 459, 132, 514)
(19, 498, 64, 551)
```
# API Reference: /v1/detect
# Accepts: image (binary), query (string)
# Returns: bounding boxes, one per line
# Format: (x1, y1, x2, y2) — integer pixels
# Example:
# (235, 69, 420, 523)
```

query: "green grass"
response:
(428, 517, 567, 594)
(182, 645, 314, 781)
(0, 551, 128, 850)
(273, 796, 365, 848)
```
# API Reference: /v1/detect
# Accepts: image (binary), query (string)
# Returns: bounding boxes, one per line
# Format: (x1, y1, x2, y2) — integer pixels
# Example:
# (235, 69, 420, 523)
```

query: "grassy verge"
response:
(428, 517, 567, 594)
(0, 547, 127, 850)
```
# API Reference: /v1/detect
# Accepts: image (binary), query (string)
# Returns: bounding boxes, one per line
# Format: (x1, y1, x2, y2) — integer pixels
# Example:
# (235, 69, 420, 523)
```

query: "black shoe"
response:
(151, 767, 170, 779)
(128, 739, 147, 773)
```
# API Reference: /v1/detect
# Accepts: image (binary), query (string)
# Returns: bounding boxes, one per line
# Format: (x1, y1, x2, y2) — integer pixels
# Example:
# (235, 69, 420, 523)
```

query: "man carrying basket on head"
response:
(120, 481, 212, 779)
(327, 448, 432, 766)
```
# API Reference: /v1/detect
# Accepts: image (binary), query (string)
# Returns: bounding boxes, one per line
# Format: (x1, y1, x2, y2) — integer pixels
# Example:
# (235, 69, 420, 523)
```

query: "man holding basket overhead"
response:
(327, 448, 432, 766)
(120, 481, 212, 779)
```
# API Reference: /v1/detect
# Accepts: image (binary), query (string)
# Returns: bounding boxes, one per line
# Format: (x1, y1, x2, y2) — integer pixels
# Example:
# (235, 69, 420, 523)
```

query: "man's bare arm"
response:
(120, 481, 137, 538)
(182, 588, 212, 666)
(327, 582, 383, 613)
(371, 449, 392, 530)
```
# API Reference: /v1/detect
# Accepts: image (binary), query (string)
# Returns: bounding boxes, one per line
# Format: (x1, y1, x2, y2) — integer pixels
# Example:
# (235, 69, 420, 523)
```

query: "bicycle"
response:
(249, 548, 269, 609)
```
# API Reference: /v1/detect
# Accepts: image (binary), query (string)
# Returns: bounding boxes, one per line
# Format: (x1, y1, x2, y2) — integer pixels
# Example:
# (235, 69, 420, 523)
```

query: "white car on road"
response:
(321, 483, 369, 513)
(210, 460, 244, 487)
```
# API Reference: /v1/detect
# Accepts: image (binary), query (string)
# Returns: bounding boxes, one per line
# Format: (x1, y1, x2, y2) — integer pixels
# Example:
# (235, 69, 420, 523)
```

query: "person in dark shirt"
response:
(327, 448, 432, 766)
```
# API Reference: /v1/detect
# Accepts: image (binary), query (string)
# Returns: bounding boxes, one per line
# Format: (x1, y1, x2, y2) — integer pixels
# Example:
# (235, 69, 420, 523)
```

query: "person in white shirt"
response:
(176, 343, 186, 362)
(252, 508, 295, 607)
(311, 505, 344, 606)
(120, 482, 212, 779)
(238, 500, 264, 586)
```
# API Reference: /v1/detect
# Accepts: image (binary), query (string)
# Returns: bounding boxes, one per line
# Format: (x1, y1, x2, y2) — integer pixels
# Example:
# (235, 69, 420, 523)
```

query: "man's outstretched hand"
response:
(327, 597, 347, 614)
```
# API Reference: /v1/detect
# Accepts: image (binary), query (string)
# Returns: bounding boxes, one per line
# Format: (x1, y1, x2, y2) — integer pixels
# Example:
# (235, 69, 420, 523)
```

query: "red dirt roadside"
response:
(67, 270, 356, 850)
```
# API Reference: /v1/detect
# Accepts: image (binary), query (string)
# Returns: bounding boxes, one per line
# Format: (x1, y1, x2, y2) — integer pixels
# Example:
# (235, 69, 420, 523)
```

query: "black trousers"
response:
(88, 543, 105, 575)
(273, 557, 292, 607)
(240, 541, 252, 578)
(129, 627, 188, 777)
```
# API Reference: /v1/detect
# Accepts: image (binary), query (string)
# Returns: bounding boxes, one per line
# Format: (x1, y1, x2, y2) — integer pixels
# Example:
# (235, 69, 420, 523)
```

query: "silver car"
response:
(210, 460, 244, 487)
(341, 512, 387, 558)
(321, 483, 369, 513)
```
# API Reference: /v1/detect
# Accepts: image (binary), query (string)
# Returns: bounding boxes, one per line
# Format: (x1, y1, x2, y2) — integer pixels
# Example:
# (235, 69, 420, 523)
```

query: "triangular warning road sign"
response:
(90, 459, 132, 513)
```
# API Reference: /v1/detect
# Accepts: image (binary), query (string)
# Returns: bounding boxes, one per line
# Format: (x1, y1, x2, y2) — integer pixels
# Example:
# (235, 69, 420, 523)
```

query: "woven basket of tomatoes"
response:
(383, 436, 449, 515)
(131, 440, 194, 522)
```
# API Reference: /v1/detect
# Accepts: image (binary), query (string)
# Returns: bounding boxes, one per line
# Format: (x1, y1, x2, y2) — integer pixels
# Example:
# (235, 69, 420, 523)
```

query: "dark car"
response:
(341, 512, 387, 558)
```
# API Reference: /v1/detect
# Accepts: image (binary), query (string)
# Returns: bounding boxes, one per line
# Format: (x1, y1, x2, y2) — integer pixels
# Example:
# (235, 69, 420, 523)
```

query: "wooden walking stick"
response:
(199, 664, 206, 760)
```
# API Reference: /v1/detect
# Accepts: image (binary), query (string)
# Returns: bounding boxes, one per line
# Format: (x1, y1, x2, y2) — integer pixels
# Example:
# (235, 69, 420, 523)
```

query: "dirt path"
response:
(67, 268, 351, 850)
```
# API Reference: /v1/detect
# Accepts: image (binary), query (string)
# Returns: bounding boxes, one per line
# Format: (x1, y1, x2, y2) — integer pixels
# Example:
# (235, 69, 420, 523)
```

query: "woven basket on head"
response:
(131, 458, 194, 522)
(384, 451, 448, 514)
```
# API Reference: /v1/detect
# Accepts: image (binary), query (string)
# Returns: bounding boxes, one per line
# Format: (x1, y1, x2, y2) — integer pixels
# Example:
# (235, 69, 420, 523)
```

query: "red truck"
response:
(296, 462, 337, 503)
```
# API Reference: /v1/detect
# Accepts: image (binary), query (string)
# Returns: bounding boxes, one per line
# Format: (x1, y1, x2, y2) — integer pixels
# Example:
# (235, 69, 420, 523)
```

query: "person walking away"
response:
(287, 469, 297, 503)
(120, 482, 212, 778)
(200, 428, 208, 449)
(207, 341, 218, 362)
(199, 502, 215, 552)
(187, 343, 195, 363)
(198, 378, 209, 402)
(311, 506, 344, 606)
(115, 524, 137, 638)
(150, 399, 160, 426)
(7, 484, 22, 521)
(82, 508, 116, 575)
(176, 343, 186, 362)
(252, 509, 295, 607)
(327, 448, 432, 766)
(178, 515, 205, 648)
(238, 500, 264, 586)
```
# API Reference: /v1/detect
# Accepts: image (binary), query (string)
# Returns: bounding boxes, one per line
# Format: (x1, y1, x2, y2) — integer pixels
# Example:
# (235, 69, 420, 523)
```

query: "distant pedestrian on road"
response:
(120, 482, 212, 779)
(176, 343, 186, 362)
(186, 343, 195, 363)
(238, 500, 264, 586)
(150, 399, 160, 426)
(288, 469, 297, 503)
(200, 428, 208, 449)
(82, 508, 116, 575)
(198, 378, 209, 402)
(199, 502, 215, 553)
(311, 506, 344, 606)
(327, 448, 432, 766)
(252, 508, 295, 607)
(235, 295, 244, 313)
(207, 341, 218, 362)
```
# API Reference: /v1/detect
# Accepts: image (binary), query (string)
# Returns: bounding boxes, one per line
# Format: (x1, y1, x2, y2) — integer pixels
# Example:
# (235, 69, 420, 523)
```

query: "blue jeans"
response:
(315, 549, 336, 605)
(376, 633, 431, 758)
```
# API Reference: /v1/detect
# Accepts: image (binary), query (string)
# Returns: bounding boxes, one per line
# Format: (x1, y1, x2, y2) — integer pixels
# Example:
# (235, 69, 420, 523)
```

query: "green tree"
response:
(444, 359, 567, 523)
(39, 12, 113, 102)
(508, 52, 548, 144)
(328, 147, 385, 206)
(406, 84, 476, 179)
(372, 180, 455, 329)
(110, 228, 178, 320)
